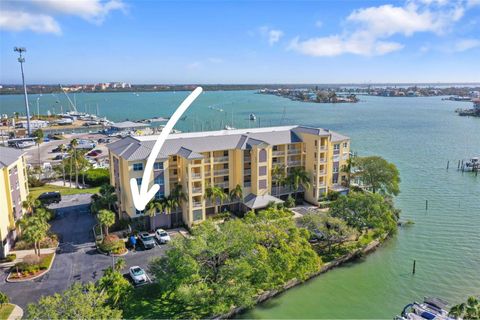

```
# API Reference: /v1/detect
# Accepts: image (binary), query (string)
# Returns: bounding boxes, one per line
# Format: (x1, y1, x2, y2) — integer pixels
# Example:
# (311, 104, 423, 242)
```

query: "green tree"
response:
(355, 156, 400, 196)
(59, 144, 67, 186)
(145, 199, 163, 230)
(22, 194, 41, 214)
(450, 296, 479, 319)
(97, 265, 131, 308)
(169, 184, 186, 213)
(32, 129, 44, 168)
(98, 184, 117, 211)
(69, 139, 79, 188)
(204, 185, 228, 214)
(18, 213, 50, 256)
(26, 282, 122, 319)
(341, 156, 357, 187)
(229, 184, 243, 212)
(330, 192, 398, 235)
(0, 292, 9, 306)
(287, 167, 311, 202)
(271, 165, 286, 194)
(97, 209, 115, 236)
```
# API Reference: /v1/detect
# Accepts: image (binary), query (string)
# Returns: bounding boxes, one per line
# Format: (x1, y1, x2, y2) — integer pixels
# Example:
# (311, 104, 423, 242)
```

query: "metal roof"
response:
(0, 146, 25, 169)
(107, 125, 349, 161)
(110, 121, 149, 129)
(243, 193, 283, 209)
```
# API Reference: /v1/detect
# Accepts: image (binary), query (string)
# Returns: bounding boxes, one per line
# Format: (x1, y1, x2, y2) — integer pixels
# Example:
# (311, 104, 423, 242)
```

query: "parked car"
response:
(138, 232, 156, 249)
(54, 153, 69, 160)
(52, 144, 66, 153)
(97, 138, 111, 144)
(38, 191, 61, 204)
(155, 229, 171, 244)
(129, 266, 147, 284)
(87, 149, 102, 157)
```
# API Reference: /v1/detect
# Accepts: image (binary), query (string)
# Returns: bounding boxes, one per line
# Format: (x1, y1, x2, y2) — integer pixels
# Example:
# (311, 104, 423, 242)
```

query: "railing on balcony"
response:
(192, 201, 203, 208)
(213, 169, 229, 176)
(318, 158, 327, 163)
(244, 169, 251, 175)
(271, 185, 305, 196)
(204, 158, 211, 164)
(214, 156, 229, 163)
(244, 157, 251, 163)
(319, 145, 328, 151)
(244, 182, 251, 188)
(191, 172, 202, 179)
(287, 149, 301, 155)
(318, 170, 326, 175)
(215, 182, 229, 188)
(205, 170, 211, 177)
(192, 187, 202, 194)
(272, 150, 285, 157)
(287, 160, 301, 166)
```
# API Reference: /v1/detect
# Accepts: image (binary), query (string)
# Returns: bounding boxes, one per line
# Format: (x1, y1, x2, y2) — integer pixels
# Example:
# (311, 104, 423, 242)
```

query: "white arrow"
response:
(130, 87, 203, 211)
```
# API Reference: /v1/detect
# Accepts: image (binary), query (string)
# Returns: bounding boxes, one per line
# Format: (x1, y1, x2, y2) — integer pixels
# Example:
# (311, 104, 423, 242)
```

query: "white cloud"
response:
(289, 0, 474, 57)
(0, 10, 61, 34)
(315, 20, 323, 28)
(453, 38, 480, 51)
(259, 26, 284, 45)
(0, 0, 125, 34)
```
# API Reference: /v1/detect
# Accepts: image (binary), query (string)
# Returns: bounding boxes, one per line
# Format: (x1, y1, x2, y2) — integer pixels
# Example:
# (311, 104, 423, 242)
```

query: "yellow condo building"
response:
(0, 147, 29, 258)
(107, 125, 350, 228)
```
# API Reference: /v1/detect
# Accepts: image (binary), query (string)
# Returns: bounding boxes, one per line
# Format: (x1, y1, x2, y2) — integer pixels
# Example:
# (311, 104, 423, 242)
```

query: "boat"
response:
(224, 125, 235, 130)
(249, 113, 257, 121)
(463, 157, 479, 171)
(395, 297, 455, 320)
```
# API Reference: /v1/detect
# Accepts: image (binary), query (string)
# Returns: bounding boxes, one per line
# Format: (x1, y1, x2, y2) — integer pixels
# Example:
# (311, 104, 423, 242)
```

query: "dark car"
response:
(138, 232, 156, 250)
(38, 191, 61, 205)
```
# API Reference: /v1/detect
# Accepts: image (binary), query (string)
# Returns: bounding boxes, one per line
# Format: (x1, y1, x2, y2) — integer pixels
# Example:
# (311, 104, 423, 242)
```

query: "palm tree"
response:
(59, 144, 67, 186)
(22, 194, 41, 215)
(169, 184, 186, 213)
(341, 155, 356, 187)
(17, 214, 49, 256)
(229, 184, 243, 212)
(32, 129, 44, 168)
(77, 151, 91, 188)
(97, 209, 115, 236)
(70, 138, 79, 188)
(145, 199, 163, 230)
(272, 165, 286, 195)
(287, 167, 311, 203)
(114, 258, 126, 271)
(99, 184, 117, 211)
(204, 185, 228, 214)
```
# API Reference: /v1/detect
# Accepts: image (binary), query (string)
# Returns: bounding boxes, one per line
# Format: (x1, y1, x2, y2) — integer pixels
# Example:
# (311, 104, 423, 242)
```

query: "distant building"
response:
(0, 147, 29, 258)
(17, 120, 48, 130)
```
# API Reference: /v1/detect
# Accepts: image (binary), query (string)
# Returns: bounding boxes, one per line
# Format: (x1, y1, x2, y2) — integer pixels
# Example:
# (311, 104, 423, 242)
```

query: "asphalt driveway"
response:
(0, 194, 171, 309)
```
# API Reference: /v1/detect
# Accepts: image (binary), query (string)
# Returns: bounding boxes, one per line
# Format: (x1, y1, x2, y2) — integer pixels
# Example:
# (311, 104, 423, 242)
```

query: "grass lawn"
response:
(30, 184, 100, 199)
(0, 304, 15, 319)
(123, 284, 211, 319)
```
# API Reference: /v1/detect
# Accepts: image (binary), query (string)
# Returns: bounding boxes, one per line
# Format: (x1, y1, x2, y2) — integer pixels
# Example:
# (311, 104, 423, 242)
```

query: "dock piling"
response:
(412, 260, 416, 274)
(446, 161, 449, 170)
(425, 200, 428, 210)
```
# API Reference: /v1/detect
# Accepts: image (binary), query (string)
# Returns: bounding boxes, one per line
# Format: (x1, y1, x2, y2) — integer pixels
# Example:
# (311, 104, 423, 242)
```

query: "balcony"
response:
(319, 145, 328, 151)
(272, 150, 285, 157)
(213, 169, 229, 176)
(244, 169, 251, 175)
(214, 156, 229, 163)
(243, 157, 251, 163)
(318, 158, 327, 164)
(192, 201, 202, 208)
(271, 185, 305, 196)
(205, 170, 211, 177)
(192, 187, 202, 194)
(215, 182, 229, 188)
(287, 149, 301, 155)
(244, 182, 251, 188)
(191, 172, 202, 179)
(204, 158, 211, 164)
(287, 160, 301, 167)
(318, 170, 326, 175)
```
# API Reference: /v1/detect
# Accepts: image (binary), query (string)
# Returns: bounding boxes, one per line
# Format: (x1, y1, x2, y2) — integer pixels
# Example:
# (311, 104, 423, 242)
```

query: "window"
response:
(136, 178, 142, 185)
(315, 140, 318, 147)
(193, 209, 203, 221)
(223, 163, 228, 169)
(223, 176, 229, 181)
(334, 144, 340, 150)
(155, 190, 165, 200)
(259, 149, 267, 162)
(333, 167, 339, 173)
(154, 162, 163, 170)
(343, 142, 348, 148)
(135, 209, 144, 215)
(333, 176, 338, 184)
(173, 169, 178, 175)
(223, 150, 228, 157)
(133, 163, 143, 171)
(154, 175, 164, 185)
(172, 155, 177, 162)
(273, 145, 278, 151)
(259, 179, 267, 189)
(259, 166, 267, 176)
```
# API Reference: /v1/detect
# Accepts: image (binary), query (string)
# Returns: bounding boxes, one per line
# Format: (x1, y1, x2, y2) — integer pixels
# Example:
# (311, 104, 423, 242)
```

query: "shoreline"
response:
(214, 234, 386, 319)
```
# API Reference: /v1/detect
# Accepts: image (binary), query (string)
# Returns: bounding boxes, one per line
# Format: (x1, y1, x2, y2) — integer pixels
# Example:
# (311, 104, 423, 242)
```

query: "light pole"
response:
(14, 47, 31, 136)
(36, 97, 40, 118)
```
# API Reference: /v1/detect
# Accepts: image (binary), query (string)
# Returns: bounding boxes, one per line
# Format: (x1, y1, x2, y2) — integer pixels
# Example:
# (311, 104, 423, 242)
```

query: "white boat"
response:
(249, 113, 256, 121)
(463, 157, 479, 171)
(395, 297, 455, 320)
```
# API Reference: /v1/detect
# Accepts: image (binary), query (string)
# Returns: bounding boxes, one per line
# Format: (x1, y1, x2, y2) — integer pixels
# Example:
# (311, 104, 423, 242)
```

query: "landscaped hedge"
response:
(13, 253, 54, 276)
(84, 168, 110, 187)
(14, 233, 58, 251)
(98, 235, 126, 254)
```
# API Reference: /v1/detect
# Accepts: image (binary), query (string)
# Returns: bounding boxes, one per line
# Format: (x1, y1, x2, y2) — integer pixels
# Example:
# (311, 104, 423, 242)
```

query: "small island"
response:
(456, 99, 480, 117)
(257, 88, 359, 103)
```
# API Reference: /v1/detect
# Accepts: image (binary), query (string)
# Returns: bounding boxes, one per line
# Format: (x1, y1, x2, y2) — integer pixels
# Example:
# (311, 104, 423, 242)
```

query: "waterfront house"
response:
(0, 147, 29, 258)
(107, 125, 350, 228)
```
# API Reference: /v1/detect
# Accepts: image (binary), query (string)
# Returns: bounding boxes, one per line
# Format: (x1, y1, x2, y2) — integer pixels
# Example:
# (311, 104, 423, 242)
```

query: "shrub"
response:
(99, 235, 126, 254)
(2, 253, 16, 262)
(0, 292, 9, 305)
(23, 254, 41, 266)
(285, 195, 295, 208)
(84, 168, 110, 187)
(28, 176, 45, 188)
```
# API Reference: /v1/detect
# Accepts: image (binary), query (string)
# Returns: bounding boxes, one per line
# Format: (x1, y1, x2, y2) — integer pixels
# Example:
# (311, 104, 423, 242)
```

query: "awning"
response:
(243, 193, 283, 210)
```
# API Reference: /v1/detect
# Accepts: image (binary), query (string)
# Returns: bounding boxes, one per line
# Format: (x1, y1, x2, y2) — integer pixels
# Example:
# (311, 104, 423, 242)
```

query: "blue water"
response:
(1, 91, 479, 318)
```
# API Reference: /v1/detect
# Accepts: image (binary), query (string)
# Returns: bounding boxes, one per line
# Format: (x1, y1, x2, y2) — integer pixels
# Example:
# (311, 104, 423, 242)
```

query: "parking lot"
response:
(0, 194, 177, 309)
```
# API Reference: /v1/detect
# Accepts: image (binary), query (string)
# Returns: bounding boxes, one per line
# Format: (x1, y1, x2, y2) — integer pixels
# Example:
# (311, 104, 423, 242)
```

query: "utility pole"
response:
(14, 47, 31, 136)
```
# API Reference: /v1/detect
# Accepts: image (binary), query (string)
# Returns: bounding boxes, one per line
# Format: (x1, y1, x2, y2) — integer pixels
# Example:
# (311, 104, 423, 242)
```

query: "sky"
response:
(0, 0, 480, 84)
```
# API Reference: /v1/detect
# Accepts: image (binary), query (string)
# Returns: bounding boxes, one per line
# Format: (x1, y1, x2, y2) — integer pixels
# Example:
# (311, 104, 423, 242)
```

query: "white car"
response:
(129, 266, 147, 284)
(155, 229, 171, 244)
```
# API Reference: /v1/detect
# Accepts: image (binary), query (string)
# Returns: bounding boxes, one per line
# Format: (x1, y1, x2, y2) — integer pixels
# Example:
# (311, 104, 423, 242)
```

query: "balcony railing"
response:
(205, 171, 211, 177)
(192, 187, 202, 194)
(272, 150, 285, 157)
(287, 149, 301, 155)
(318, 170, 326, 175)
(204, 158, 211, 164)
(287, 160, 301, 166)
(271, 185, 305, 196)
(244, 182, 251, 188)
(214, 169, 229, 176)
(191, 172, 202, 179)
(214, 156, 229, 163)
(215, 182, 229, 188)
(318, 158, 327, 163)
(244, 169, 251, 175)
(192, 201, 203, 208)
(319, 145, 328, 151)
